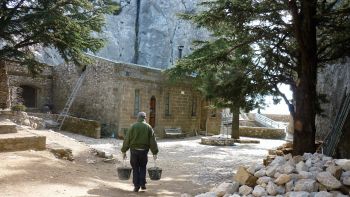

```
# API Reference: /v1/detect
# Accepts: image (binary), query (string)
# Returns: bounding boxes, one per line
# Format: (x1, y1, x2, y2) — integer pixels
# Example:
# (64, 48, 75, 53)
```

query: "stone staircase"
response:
(0, 118, 46, 152)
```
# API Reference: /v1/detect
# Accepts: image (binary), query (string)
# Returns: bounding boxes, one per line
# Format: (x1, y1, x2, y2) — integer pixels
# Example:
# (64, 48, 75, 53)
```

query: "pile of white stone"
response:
(184, 153, 350, 197)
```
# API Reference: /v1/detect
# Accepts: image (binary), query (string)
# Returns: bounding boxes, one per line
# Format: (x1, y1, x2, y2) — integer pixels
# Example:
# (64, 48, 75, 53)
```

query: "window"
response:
(165, 92, 170, 116)
(191, 96, 197, 116)
(134, 89, 140, 116)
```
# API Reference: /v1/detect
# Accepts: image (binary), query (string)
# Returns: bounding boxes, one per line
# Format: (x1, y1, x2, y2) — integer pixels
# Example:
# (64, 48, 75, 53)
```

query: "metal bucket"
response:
(148, 167, 162, 180)
(117, 159, 132, 180)
(117, 166, 132, 180)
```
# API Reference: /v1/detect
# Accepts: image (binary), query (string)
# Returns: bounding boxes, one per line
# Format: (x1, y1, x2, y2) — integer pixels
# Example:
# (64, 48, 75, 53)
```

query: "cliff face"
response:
(316, 61, 350, 158)
(95, 0, 209, 69)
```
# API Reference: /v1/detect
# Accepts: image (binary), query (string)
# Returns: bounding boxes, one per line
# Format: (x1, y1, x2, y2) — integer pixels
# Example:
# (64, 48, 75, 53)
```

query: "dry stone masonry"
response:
(189, 153, 350, 197)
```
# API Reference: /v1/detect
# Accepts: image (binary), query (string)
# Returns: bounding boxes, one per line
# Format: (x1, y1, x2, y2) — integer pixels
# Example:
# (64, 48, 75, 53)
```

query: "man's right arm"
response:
(149, 127, 159, 155)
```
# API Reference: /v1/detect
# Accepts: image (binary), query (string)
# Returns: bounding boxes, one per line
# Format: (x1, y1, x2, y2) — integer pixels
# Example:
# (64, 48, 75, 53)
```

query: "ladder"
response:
(323, 89, 350, 156)
(57, 70, 87, 130)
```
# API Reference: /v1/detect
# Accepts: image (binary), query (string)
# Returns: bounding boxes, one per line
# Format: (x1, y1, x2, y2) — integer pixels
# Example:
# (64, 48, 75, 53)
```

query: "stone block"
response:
(234, 166, 258, 187)
(0, 119, 17, 134)
(47, 143, 74, 161)
(0, 134, 45, 152)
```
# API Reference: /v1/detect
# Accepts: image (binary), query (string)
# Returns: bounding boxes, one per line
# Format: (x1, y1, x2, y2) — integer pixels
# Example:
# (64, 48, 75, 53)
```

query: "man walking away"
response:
(121, 112, 159, 192)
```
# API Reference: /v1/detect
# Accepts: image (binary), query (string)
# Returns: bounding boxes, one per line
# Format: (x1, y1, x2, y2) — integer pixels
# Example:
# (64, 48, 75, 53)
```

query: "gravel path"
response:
(59, 131, 285, 187)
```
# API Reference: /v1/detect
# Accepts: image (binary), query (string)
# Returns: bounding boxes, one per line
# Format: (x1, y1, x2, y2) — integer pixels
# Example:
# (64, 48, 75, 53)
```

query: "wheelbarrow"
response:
(148, 157, 162, 180)
(117, 158, 132, 180)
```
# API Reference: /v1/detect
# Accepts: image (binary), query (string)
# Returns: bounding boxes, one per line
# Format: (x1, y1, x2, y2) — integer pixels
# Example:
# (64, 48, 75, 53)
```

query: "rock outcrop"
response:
(42, 0, 210, 69)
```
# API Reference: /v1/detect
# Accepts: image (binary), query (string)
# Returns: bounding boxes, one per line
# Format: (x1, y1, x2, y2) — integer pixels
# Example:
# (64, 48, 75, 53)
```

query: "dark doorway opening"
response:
(20, 85, 37, 108)
(149, 96, 156, 128)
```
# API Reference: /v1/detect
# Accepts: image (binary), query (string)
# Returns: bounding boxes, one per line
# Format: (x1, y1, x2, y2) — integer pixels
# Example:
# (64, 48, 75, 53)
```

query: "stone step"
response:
(0, 119, 17, 134)
(0, 129, 46, 152)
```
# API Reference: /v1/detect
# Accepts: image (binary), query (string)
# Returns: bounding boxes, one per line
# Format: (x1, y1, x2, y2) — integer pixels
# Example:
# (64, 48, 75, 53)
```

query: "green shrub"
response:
(11, 104, 27, 112)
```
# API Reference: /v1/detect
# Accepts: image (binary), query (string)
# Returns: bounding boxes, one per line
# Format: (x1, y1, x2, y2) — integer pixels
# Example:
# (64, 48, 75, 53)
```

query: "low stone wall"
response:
(240, 126, 286, 139)
(61, 116, 101, 139)
(201, 137, 235, 146)
(0, 133, 46, 152)
(28, 113, 101, 139)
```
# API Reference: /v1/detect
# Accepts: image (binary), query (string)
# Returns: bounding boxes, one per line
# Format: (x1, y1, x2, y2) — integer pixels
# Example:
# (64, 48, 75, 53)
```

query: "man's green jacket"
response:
(121, 119, 159, 155)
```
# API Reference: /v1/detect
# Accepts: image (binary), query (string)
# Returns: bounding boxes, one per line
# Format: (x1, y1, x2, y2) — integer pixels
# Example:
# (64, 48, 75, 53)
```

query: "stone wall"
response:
(316, 61, 350, 158)
(6, 63, 53, 111)
(239, 126, 286, 139)
(0, 62, 10, 109)
(263, 114, 291, 123)
(0, 133, 46, 152)
(61, 116, 101, 139)
(52, 57, 214, 137)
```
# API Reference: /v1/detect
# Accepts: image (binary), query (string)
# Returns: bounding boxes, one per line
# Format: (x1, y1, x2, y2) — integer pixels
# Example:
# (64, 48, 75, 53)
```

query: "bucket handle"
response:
(123, 158, 127, 167)
(153, 157, 157, 168)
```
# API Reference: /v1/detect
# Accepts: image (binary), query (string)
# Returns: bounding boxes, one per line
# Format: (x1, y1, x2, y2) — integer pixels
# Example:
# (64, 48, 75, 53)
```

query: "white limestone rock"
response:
(342, 176, 350, 186)
(282, 163, 296, 174)
(254, 169, 266, 177)
(313, 191, 333, 197)
(342, 171, 350, 178)
(316, 171, 342, 189)
(294, 179, 317, 192)
(270, 156, 287, 166)
(266, 165, 278, 177)
(326, 165, 343, 180)
(247, 164, 264, 174)
(305, 159, 312, 167)
(286, 180, 294, 192)
(275, 174, 291, 185)
(252, 185, 267, 197)
(303, 153, 313, 160)
(210, 181, 239, 196)
(181, 193, 192, 197)
(296, 161, 308, 172)
(298, 171, 315, 179)
(238, 185, 253, 196)
(257, 176, 273, 185)
(286, 191, 310, 197)
(335, 159, 350, 171)
(266, 181, 278, 196)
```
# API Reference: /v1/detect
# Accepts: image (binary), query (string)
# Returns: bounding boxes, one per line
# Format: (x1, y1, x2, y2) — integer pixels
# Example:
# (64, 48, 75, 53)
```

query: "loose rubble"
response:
(189, 153, 350, 197)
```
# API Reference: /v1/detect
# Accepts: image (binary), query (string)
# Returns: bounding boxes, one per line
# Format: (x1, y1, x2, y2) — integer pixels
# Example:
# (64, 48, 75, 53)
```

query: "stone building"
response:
(4, 56, 221, 138)
(52, 56, 221, 137)
(6, 63, 53, 112)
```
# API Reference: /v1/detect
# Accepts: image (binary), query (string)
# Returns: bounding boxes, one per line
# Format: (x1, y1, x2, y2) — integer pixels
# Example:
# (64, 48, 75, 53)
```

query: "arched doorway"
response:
(20, 85, 37, 108)
(149, 96, 156, 128)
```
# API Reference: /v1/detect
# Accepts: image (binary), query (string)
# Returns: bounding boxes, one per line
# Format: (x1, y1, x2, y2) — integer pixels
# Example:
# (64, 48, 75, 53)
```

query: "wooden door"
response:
(149, 96, 156, 128)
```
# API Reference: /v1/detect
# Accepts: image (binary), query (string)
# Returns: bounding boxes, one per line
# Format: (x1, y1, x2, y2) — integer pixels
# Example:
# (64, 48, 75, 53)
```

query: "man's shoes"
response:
(133, 186, 140, 192)
(141, 185, 146, 190)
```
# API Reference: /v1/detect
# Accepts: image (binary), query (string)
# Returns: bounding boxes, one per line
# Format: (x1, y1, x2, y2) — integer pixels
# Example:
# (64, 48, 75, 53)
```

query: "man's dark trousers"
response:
(130, 149, 148, 188)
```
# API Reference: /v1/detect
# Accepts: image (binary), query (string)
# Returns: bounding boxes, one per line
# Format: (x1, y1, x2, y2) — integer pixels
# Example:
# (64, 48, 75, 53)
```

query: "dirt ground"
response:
(0, 127, 285, 197)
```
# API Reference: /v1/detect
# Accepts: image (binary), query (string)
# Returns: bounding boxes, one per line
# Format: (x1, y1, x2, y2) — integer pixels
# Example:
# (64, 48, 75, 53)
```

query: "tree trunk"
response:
(0, 61, 10, 109)
(231, 105, 240, 139)
(291, 0, 317, 155)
